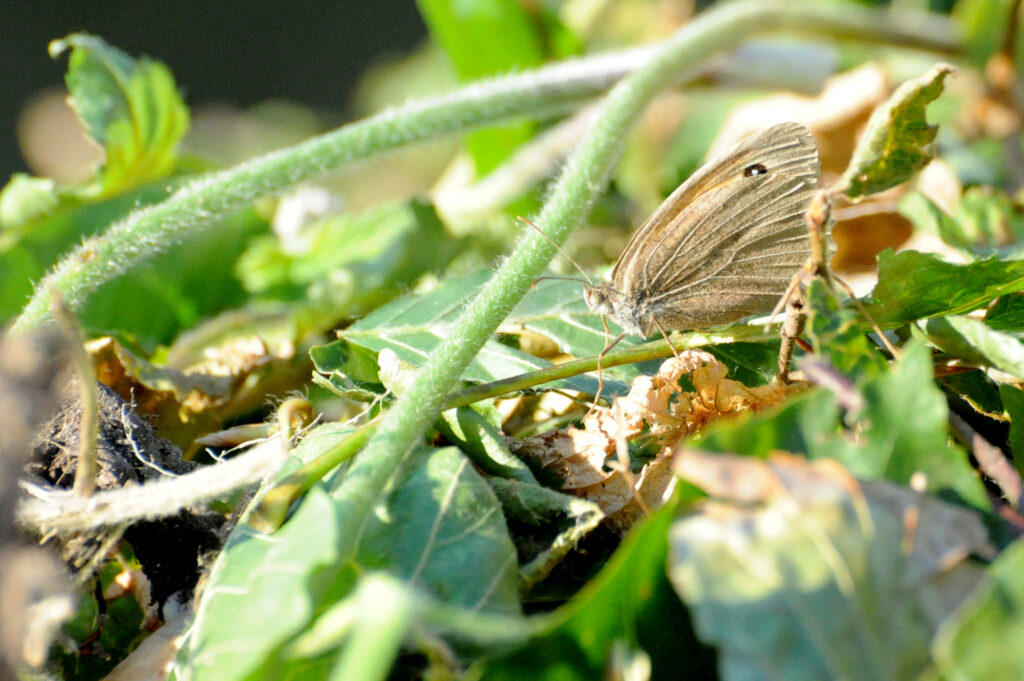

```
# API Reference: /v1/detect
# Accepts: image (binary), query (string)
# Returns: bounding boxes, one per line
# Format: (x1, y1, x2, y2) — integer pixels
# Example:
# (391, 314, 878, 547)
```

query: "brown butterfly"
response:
(584, 121, 821, 338)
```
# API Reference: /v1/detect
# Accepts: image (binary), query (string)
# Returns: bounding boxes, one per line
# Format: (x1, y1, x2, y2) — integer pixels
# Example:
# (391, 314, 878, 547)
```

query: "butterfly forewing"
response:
(608, 122, 820, 333)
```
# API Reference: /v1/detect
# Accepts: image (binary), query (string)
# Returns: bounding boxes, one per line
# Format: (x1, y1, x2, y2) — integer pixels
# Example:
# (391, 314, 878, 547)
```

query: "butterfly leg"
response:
(591, 318, 626, 411)
(653, 318, 680, 360)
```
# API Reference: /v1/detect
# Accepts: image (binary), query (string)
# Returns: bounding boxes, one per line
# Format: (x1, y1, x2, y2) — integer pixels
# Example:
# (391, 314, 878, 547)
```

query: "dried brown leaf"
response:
(514, 351, 806, 533)
(88, 335, 300, 454)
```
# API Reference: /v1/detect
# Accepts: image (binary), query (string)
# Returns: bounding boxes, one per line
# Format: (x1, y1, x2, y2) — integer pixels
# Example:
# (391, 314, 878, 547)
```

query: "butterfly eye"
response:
(743, 163, 768, 177)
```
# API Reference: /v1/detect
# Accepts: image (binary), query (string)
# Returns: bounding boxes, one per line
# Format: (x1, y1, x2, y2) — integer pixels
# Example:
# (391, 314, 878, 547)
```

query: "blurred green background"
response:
(0, 0, 427, 180)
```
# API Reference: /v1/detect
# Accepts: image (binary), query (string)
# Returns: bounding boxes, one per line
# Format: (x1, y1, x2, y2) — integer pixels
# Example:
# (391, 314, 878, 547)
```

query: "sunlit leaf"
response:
(0, 174, 59, 228)
(237, 200, 451, 311)
(865, 250, 1024, 327)
(837, 63, 953, 200)
(320, 271, 609, 395)
(669, 453, 991, 681)
(50, 33, 189, 198)
(177, 485, 346, 681)
(352, 446, 521, 615)
(438, 406, 538, 483)
(985, 293, 1024, 337)
(506, 276, 777, 385)
(920, 315, 1024, 380)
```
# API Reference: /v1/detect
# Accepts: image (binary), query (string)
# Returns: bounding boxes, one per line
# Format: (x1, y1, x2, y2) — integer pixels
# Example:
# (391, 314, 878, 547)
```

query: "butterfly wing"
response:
(611, 122, 821, 331)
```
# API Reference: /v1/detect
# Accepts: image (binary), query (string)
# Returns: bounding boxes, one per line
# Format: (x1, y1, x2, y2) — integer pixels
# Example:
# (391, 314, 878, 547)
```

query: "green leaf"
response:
(940, 370, 1005, 416)
(474, 489, 716, 680)
(311, 338, 383, 387)
(290, 574, 415, 681)
(238, 200, 454, 333)
(505, 277, 610, 356)
(505, 277, 780, 385)
(351, 446, 521, 616)
(416, 0, 545, 175)
(698, 343, 989, 510)
(503, 276, 646, 383)
(837, 63, 953, 200)
(50, 33, 189, 198)
(668, 452, 991, 681)
(805, 279, 889, 380)
(321, 271, 610, 395)
(179, 445, 520, 680)
(921, 315, 1024, 380)
(487, 477, 603, 588)
(177, 484, 346, 681)
(898, 191, 966, 250)
(438, 407, 538, 484)
(865, 250, 1024, 327)
(985, 293, 1024, 337)
(933, 536, 1024, 680)
(0, 184, 260, 339)
(0, 189, 156, 323)
(855, 344, 986, 504)
(79, 209, 266, 348)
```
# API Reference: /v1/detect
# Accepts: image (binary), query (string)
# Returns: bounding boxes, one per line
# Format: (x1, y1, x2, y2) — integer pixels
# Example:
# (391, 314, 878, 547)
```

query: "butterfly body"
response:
(584, 122, 822, 337)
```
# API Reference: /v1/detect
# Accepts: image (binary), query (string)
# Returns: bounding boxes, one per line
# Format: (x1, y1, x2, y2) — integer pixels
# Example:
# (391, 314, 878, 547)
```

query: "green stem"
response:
(13, 3, 953, 333)
(333, 1, 956, 531)
(249, 420, 376, 532)
(444, 324, 776, 408)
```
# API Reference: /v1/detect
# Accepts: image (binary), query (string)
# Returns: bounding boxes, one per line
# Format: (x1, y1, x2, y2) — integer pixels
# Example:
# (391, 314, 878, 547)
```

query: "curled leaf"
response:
(50, 33, 189, 198)
(88, 334, 294, 453)
(836, 63, 954, 200)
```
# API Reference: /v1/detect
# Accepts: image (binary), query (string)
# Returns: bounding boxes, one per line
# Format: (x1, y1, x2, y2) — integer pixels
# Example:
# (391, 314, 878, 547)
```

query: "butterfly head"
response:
(584, 283, 653, 337)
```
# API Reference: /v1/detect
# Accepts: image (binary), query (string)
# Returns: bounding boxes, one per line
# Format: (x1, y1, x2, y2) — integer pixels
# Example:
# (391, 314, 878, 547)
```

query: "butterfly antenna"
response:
(533, 275, 589, 285)
(517, 216, 594, 287)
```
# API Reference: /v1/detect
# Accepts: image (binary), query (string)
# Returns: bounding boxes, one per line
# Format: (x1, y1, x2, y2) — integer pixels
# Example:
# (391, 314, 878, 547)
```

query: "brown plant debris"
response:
(513, 351, 806, 532)
(25, 381, 224, 606)
(88, 334, 305, 455)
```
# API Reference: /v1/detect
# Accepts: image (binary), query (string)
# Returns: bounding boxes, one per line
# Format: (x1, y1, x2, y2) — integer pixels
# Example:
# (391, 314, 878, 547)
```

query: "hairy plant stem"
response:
(332, 2, 957, 532)
(13, 2, 953, 333)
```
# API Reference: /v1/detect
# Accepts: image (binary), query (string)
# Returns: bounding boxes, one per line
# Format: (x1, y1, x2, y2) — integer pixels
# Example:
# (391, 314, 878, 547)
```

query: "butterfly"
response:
(583, 121, 821, 338)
